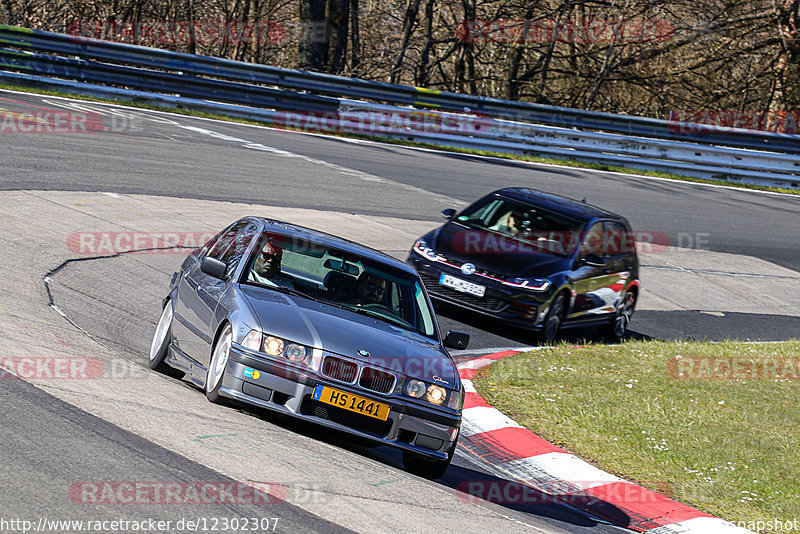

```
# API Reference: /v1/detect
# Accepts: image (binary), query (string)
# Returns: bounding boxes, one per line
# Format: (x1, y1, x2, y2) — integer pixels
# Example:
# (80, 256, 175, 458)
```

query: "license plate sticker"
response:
(439, 273, 486, 297)
(312, 385, 390, 421)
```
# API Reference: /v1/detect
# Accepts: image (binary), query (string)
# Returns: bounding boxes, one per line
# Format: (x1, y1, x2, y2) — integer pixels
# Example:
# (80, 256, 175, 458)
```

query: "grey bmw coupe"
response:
(149, 217, 469, 478)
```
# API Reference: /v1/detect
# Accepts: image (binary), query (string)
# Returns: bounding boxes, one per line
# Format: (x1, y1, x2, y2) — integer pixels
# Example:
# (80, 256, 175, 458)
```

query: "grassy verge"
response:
(473, 340, 800, 530)
(1, 81, 798, 196)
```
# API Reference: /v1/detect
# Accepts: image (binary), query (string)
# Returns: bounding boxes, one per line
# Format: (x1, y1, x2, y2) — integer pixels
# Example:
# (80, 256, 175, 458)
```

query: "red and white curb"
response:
(456, 350, 754, 534)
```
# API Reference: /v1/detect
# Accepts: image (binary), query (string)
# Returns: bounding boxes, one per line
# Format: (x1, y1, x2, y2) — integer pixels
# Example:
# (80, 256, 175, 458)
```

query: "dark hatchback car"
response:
(149, 217, 469, 478)
(408, 188, 640, 341)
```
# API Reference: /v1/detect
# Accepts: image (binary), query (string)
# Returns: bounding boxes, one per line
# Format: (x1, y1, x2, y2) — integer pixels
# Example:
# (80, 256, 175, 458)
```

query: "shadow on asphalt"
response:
(175, 379, 629, 532)
(434, 301, 653, 352)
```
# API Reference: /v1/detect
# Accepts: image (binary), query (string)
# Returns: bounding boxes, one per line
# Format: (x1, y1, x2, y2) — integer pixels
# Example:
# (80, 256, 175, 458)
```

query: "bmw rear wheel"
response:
(206, 324, 232, 404)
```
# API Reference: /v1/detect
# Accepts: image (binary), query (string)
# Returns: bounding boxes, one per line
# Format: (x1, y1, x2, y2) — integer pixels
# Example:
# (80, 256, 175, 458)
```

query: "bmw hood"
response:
(429, 223, 568, 276)
(240, 285, 458, 388)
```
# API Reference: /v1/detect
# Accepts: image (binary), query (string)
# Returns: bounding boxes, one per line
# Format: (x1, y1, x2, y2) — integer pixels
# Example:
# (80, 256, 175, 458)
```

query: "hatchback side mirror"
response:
(201, 256, 227, 279)
(444, 330, 470, 350)
(441, 208, 457, 221)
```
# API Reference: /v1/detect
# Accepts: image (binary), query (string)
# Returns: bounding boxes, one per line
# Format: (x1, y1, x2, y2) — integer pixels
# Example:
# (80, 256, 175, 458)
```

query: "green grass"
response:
(473, 340, 800, 529)
(1, 81, 798, 196)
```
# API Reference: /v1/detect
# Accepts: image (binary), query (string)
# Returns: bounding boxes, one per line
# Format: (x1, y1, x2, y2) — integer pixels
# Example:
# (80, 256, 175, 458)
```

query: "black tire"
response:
(205, 324, 232, 404)
(149, 302, 174, 373)
(540, 292, 567, 343)
(402, 432, 458, 479)
(603, 290, 637, 339)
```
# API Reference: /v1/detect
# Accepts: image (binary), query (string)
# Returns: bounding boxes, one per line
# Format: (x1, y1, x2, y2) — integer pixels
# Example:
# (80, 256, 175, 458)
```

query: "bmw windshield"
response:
(242, 233, 438, 339)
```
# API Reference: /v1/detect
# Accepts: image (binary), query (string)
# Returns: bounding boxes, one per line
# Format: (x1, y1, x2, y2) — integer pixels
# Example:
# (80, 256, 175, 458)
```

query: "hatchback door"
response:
(569, 221, 621, 318)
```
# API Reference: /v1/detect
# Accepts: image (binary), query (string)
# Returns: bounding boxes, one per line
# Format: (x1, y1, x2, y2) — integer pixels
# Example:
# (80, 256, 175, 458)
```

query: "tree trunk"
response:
(390, 0, 422, 84)
(328, 0, 350, 73)
(299, 0, 328, 70)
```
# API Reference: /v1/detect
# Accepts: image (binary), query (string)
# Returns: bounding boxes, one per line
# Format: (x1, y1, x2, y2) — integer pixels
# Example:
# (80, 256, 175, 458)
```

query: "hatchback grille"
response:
(321, 356, 358, 383)
(359, 367, 396, 394)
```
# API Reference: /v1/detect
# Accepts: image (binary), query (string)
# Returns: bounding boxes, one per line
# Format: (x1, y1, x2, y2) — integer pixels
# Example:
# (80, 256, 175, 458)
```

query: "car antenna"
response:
(581, 198, 587, 203)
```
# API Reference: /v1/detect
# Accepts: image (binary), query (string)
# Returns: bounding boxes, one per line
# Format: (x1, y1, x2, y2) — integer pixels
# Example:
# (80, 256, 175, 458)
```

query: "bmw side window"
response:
(218, 223, 259, 278)
(206, 221, 248, 260)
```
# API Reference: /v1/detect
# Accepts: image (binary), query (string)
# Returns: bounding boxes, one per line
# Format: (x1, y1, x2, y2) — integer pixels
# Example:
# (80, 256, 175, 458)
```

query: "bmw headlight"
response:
(405, 379, 426, 398)
(404, 379, 450, 407)
(426, 384, 447, 405)
(261, 335, 312, 365)
(284, 343, 307, 362)
(412, 239, 438, 261)
(501, 277, 551, 291)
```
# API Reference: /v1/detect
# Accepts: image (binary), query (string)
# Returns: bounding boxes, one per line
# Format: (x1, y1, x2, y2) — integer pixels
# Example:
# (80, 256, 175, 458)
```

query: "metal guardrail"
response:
(1, 24, 799, 188)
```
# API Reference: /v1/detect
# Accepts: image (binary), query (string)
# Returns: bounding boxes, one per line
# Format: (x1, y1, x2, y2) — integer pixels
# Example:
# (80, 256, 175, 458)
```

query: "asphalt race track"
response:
(1, 89, 798, 533)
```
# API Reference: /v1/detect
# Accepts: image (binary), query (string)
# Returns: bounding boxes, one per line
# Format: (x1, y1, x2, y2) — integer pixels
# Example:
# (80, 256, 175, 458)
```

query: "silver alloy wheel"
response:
(613, 292, 636, 337)
(206, 325, 232, 394)
(149, 304, 173, 362)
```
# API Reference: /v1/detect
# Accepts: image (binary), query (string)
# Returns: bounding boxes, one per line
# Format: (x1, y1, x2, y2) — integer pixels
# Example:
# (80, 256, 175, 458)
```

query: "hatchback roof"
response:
(492, 187, 627, 223)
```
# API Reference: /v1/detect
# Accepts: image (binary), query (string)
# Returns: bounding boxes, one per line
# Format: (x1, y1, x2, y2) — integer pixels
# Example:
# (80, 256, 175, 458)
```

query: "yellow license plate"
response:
(312, 385, 390, 421)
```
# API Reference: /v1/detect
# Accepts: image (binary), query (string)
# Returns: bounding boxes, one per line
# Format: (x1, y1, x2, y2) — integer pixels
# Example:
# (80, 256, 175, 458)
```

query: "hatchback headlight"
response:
(501, 277, 551, 291)
(412, 239, 438, 261)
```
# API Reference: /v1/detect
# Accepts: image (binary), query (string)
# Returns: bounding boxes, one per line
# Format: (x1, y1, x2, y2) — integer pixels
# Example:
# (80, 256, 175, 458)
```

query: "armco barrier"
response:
(1, 24, 799, 188)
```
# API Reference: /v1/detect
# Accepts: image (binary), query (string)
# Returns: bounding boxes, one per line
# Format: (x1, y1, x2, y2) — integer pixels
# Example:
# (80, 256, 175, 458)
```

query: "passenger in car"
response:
(352, 273, 387, 305)
(491, 209, 528, 237)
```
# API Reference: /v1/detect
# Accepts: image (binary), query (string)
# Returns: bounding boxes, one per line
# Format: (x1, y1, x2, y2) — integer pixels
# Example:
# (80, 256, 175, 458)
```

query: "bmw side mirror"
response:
(441, 208, 457, 221)
(201, 256, 227, 279)
(444, 330, 470, 350)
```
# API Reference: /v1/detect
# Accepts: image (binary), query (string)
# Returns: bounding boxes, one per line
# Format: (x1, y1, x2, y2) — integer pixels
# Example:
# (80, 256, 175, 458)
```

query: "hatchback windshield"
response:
(243, 234, 437, 338)
(455, 197, 585, 255)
